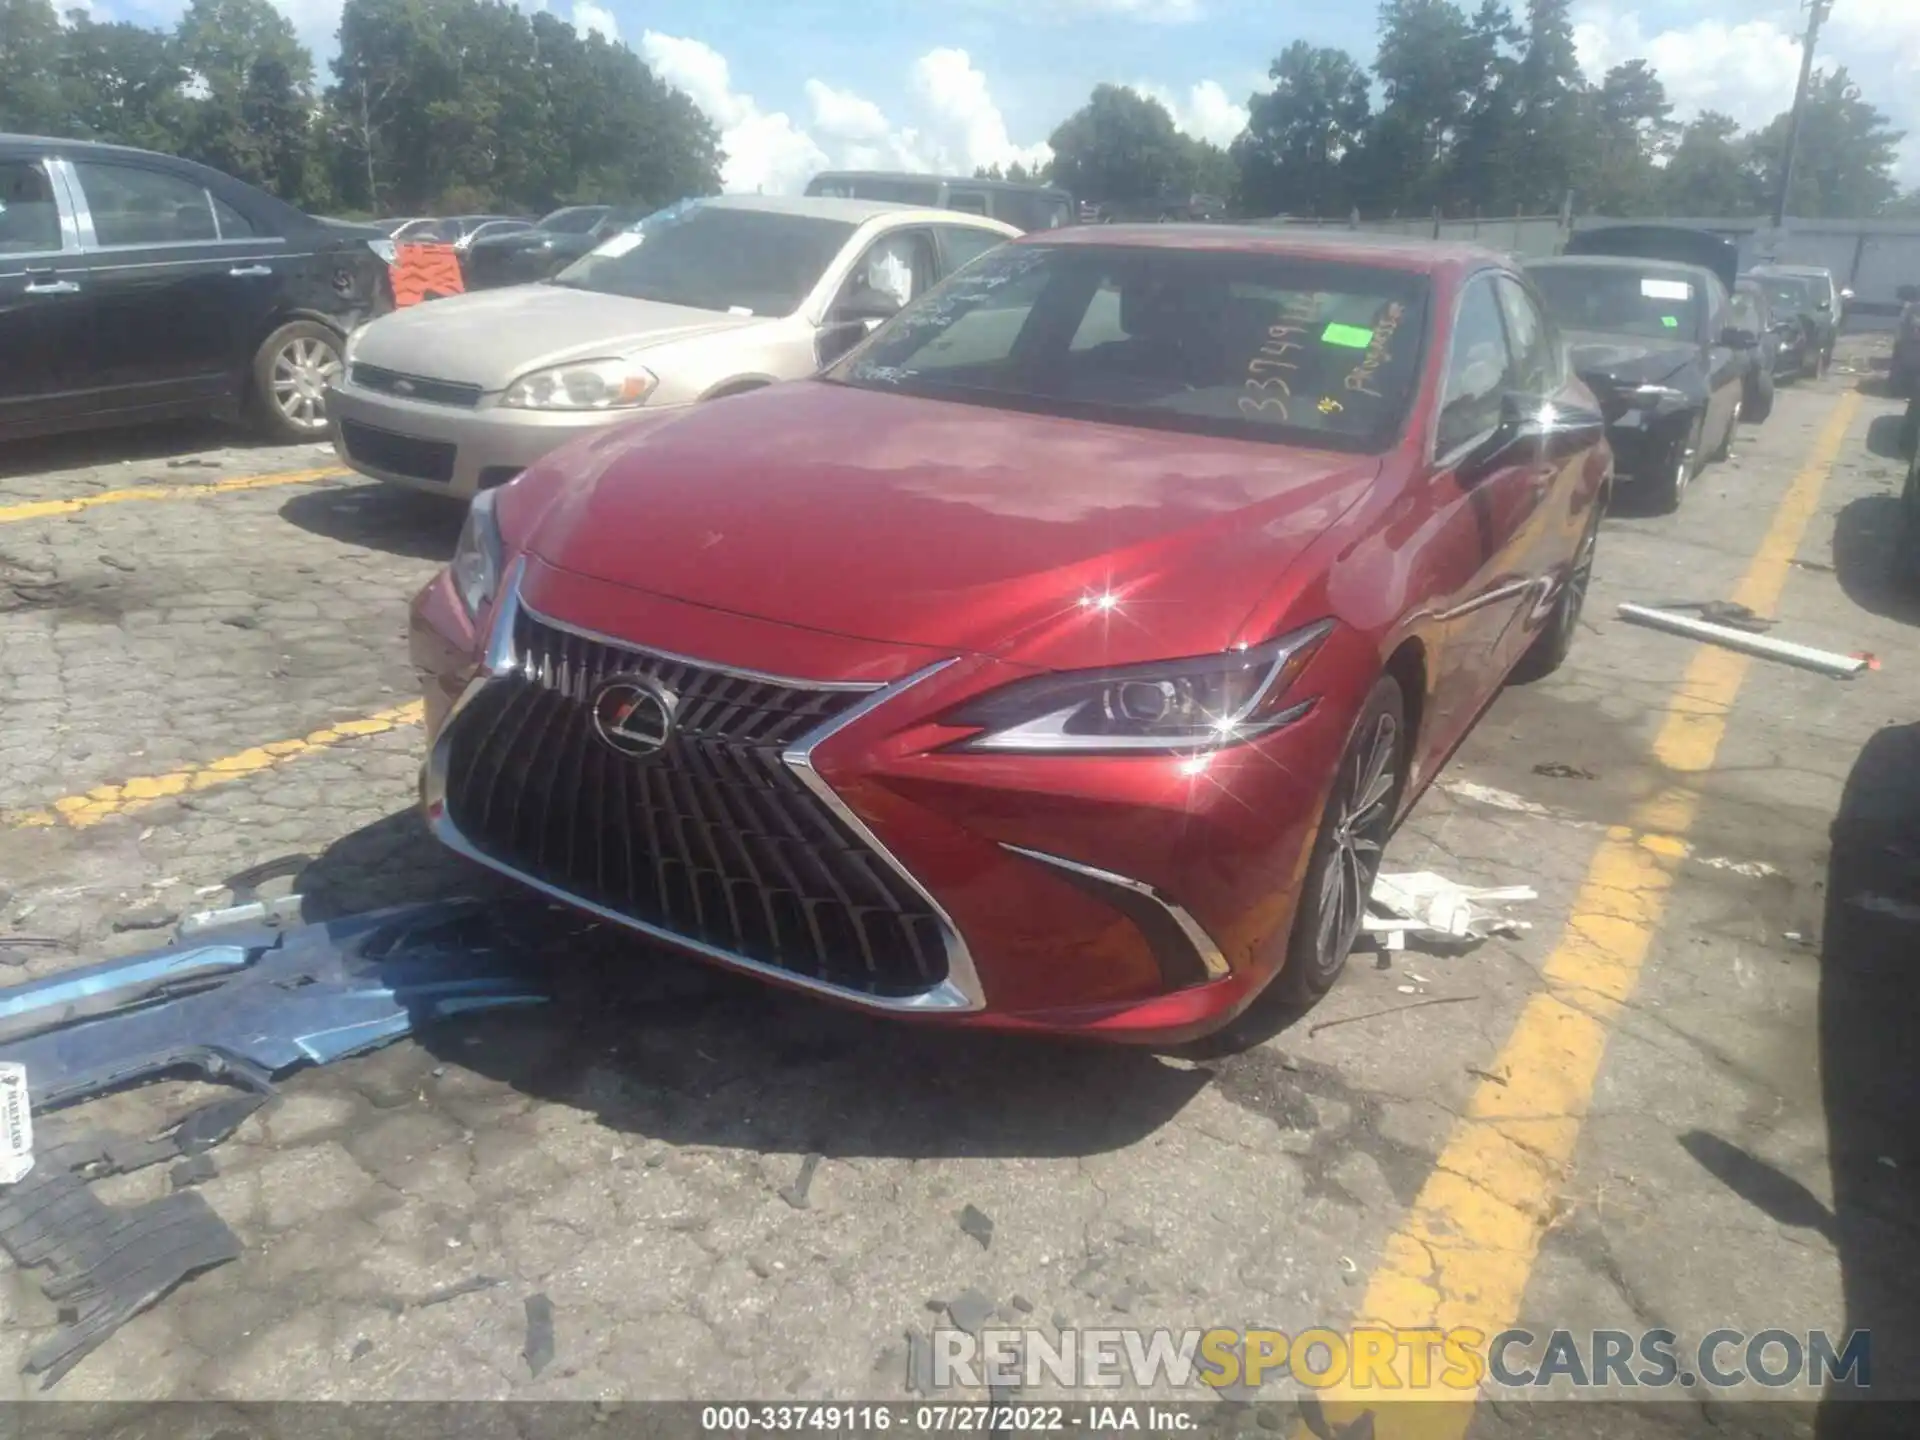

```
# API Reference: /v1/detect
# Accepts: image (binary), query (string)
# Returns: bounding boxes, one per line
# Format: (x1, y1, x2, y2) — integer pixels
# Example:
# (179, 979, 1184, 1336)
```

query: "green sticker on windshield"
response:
(1661, 315, 1680, 328)
(1321, 322, 1374, 349)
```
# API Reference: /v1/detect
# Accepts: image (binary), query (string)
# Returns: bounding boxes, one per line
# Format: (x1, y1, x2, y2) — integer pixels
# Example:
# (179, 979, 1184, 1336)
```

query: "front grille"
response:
(440, 609, 951, 997)
(349, 363, 483, 409)
(339, 420, 455, 484)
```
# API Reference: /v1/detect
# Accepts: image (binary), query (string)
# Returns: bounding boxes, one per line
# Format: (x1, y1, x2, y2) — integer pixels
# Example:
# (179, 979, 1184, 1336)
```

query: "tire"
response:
(251, 320, 344, 443)
(1511, 503, 1599, 684)
(1743, 364, 1775, 424)
(1275, 675, 1407, 1008)
(1646, 415, 1701, 515)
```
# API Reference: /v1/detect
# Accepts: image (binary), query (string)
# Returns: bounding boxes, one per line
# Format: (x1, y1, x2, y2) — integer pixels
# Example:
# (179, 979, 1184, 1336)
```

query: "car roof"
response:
(689, 193, 1020, 233)
(1032, 223, 1510, 276)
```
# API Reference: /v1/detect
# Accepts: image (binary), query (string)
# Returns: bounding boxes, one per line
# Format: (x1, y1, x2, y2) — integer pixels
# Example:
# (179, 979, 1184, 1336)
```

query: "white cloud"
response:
(911, 48, 1053, 174)
(570, 0, 615, 41)
(1130, 79, 1249, 148)
(642, 36, 1053, 193)
(1573, 3, 1919, 186)
(642, 31, 828, 195)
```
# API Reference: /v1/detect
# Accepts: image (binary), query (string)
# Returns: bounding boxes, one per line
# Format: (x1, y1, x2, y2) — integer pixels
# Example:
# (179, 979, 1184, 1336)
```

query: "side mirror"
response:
(1459, 393, 1604, 481)
(1720, 326, 1759, 350)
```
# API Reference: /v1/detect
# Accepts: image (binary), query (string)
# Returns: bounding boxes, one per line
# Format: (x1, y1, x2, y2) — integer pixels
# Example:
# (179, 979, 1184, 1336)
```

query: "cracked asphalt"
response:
(0, 350, 1916, 1421)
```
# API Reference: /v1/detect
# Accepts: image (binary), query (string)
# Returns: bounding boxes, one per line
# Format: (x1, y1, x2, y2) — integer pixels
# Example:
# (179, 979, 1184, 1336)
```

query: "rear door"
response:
(0, 151, 91, 436)
(67, 157, 278, 404)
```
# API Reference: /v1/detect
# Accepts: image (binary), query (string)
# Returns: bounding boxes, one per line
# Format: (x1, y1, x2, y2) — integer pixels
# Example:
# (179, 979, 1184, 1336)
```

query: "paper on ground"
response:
(1365, 870, 1537, 943)
(0, 1062, 32, 1185)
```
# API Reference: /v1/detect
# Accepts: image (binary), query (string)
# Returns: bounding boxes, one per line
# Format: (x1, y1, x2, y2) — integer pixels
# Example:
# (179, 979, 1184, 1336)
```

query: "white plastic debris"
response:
(1365, 871, 1538, 946)
(0, 1063, 34, 1185)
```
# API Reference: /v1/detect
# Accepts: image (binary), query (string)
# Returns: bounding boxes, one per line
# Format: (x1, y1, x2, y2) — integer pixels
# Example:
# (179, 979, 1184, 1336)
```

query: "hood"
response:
(1563, 330, 1700, 390)
(518, 381, 1382, 666)
(353, 285, 769, 390)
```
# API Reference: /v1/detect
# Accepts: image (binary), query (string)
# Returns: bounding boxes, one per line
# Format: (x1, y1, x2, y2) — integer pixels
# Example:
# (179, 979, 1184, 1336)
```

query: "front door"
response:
(0, 155, 93, 437)
(1416, 273, 1547, 759)
(67, 158, 259, 404)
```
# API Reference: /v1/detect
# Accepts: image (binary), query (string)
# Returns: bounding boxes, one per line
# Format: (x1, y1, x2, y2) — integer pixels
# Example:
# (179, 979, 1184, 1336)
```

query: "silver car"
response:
(327, 194, 1018, 499)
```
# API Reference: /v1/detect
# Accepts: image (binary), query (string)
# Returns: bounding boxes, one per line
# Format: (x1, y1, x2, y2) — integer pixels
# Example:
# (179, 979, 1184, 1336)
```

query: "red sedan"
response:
(410, 227, 1610, 1042)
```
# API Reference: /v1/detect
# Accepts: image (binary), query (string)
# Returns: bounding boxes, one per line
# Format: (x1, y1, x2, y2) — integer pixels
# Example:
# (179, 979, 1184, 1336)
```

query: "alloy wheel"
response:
(1312, 710, 1400, 976)
(271, 335, 343, 432)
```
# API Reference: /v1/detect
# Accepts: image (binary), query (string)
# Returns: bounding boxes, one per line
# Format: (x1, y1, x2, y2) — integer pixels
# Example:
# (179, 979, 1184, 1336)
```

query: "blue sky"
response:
(113, 0, 1920, 193)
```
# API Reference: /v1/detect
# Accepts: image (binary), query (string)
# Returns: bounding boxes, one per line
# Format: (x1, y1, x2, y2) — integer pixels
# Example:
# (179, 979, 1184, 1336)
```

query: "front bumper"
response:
(408, 558, 1349, 1041)
(1598, 405, 1695, 484)
(327, 380, 666, 499)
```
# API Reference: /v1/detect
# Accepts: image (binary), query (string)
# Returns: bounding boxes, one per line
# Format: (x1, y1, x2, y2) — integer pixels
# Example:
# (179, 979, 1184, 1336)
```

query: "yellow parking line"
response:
(4, 700, 424, 830)
(1321, 391, 1861, 1435)
(0, 465, 346, 525)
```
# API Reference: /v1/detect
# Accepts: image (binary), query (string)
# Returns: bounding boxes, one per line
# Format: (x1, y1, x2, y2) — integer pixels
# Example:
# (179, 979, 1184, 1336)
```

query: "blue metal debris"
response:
(0, 898, 550, 1113)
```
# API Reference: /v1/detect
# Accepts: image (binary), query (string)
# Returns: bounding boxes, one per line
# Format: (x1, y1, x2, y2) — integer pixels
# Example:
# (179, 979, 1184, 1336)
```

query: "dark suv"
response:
(0, 134, 393, 444)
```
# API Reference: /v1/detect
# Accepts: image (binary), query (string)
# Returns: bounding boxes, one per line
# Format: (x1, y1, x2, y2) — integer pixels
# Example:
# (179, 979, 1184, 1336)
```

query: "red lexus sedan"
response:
(409, 227, 1610, 1042)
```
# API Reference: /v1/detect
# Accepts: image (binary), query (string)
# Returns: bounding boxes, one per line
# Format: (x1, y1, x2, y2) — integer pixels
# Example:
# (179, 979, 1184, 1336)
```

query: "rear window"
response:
(828, 243, 1431, 454)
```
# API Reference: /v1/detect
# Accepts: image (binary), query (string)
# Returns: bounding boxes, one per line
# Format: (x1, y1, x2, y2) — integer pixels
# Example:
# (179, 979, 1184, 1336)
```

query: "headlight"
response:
(500, 359, 656, 411)
(945, 620, 1334, 754)
(449, 487, 504, 618)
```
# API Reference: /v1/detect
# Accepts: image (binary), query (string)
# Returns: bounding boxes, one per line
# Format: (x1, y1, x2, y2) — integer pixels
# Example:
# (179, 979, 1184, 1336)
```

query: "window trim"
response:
(1430, 268, 1522, 471)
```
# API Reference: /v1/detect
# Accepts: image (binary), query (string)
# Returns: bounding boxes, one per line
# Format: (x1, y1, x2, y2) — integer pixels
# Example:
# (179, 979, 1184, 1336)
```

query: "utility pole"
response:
(1771, 0, 1834, 227)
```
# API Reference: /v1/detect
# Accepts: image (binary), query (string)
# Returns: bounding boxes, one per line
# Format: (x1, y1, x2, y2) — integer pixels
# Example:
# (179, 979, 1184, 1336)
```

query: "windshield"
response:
(551, 201, 857, 315)
(540, 207, 608, 235)
(826, 243, 1432, 453)
(1528, 263, 1703, 343)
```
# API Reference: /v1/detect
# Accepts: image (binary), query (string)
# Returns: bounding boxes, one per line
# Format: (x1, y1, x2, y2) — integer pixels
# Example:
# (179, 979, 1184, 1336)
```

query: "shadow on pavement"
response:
(296, 809, 1214, 1160)
(1829, 495, 1920, 627)
(1672, 724, 1920, 1431)
(279, 482, 467, 561)
(0, 419, 282, 479)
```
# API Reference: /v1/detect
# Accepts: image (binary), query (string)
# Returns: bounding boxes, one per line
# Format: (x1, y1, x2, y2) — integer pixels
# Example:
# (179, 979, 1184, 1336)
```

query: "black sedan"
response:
(1746, 271, 1822, 381)
(459, 204, 633, 290)
(1, 134, 392, 444)
(1525, 254, 1752, 512)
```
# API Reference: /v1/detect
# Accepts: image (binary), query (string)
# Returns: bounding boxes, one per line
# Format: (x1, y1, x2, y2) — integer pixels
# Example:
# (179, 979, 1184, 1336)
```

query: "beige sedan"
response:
(326, 194, 1018, 499)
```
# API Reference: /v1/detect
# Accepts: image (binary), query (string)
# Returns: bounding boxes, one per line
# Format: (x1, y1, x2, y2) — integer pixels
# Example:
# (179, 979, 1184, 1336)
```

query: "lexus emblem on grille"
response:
(591, 677, 677, 759)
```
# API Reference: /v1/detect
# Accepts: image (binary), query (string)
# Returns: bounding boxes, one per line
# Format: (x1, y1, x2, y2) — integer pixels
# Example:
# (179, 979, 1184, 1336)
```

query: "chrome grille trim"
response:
(421, 562, 984, 1012)
(348, 362, 484, 409)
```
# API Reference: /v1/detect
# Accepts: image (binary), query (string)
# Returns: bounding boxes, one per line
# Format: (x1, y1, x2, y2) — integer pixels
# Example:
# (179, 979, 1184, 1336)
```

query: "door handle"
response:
(23, 278, 79, 295)
(228, 265, 273, 278)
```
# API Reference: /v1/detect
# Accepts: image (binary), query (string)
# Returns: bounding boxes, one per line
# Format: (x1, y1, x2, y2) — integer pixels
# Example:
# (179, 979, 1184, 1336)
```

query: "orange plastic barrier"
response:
(392, 242, 467, 307)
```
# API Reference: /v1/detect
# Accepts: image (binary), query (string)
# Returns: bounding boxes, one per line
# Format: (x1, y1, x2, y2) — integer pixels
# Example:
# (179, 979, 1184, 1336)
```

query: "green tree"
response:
(1046, 84, 1191, 207)
(1234, 41, 1372, 217)
(1505, 0, 1589, 212)
(1583, 60, 1675, 215)
(1749, 67, 1904, 218)
(1445, 0, 1525, 213)
(1364, 0, 1484, 212)
(0, 0, 68, 134)
(174, 0, 317, 199)
(56, 14, 188, 153)
(1662, 111, 1760, 216)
